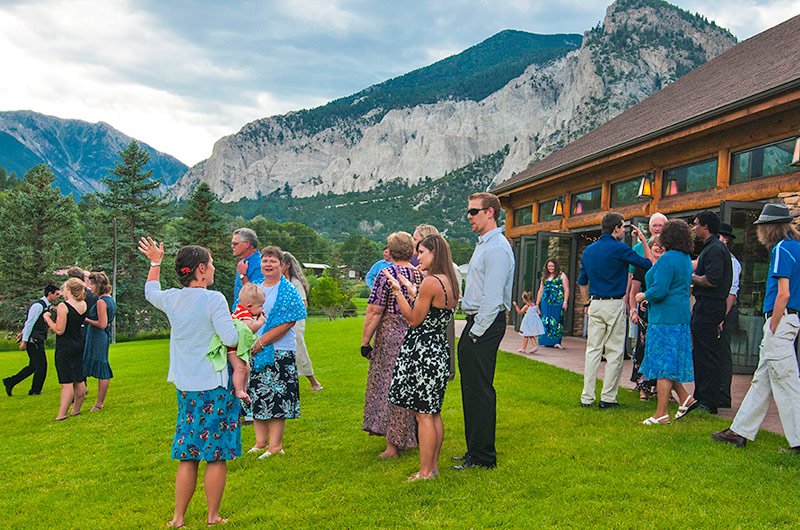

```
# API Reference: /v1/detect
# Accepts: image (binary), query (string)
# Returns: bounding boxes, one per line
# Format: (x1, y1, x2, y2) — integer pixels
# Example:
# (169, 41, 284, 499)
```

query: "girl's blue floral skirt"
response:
(172, 385, 242, 461)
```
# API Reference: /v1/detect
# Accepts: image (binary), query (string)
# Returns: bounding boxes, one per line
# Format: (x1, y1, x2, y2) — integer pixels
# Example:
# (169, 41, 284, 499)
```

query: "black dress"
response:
(389, 277, 454, 415)
(55, 303, 87, 384)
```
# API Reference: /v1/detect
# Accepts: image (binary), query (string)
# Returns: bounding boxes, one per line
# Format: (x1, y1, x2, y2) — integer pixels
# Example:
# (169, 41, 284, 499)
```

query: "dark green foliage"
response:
(0, 167, 20, 191)
(0, 165, 85, 327)
(339, 234, 380, 276)
(243, 216, 332, 264)
(99, 141, 168, 333)
(179, 181, 232, 294)
(248, 31, 581, 140)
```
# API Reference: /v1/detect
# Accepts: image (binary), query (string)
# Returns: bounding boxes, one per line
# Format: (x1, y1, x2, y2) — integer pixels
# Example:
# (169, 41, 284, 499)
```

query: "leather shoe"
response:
(779, 446, 800, 455)
(711, 428, 746, 448)
(599, 401, 619, 409)
(452, 459, 496, 471)
(451, 454, 468, 462)
(698, 403, 718, 415)
(580, 402, 593, 408)
(3, 378, 12, 397)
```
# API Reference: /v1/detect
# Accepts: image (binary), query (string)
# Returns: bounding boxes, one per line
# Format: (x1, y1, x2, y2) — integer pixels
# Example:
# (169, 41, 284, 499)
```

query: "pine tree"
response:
(0, 164, 85, 327)
(180, 181, 232, 294)
(99, 140, 167, 333)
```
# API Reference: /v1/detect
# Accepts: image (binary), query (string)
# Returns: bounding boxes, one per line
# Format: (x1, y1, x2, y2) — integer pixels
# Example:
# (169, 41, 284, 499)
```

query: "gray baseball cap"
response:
(753, 203, 793, 224)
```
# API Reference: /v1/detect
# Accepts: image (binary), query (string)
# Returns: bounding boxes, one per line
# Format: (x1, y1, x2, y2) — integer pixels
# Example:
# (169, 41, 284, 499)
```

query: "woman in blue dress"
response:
(536, 259, 570, 348)
(636, 220, 696, 425)
(140, 238, 240, 528)
(83, 271, 117, 412)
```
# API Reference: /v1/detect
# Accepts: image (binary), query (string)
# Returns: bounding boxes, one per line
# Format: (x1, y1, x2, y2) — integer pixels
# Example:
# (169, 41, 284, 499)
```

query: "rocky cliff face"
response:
(0, 111, 188, 196)
(173, 0, 736, 202)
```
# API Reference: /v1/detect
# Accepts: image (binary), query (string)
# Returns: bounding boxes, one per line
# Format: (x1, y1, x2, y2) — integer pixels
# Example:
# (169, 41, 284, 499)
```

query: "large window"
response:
(731, 137, 800, 183)
(539, 197, 563, 221)
(513, 206, 532, 226)
(571, 187, 602, 215)
(663, 158, 717, 196)
(611, 176, 649, 207)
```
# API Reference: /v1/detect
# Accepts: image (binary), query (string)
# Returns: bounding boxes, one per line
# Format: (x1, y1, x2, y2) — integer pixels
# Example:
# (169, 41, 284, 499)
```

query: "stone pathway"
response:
(455, 321, 783, 435)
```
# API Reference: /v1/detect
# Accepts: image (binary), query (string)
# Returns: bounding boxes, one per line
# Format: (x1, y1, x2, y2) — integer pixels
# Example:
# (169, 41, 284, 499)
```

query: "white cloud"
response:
(276, 0, 373, 36)
(684, 0, 800, 39)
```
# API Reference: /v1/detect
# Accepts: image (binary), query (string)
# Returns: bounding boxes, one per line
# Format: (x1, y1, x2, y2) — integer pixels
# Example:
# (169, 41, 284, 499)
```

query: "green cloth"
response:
(207, 319, 255, 372)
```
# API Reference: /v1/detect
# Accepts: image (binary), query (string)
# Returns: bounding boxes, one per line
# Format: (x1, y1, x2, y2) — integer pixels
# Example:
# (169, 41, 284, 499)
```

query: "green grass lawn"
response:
(2, 317, 799, 528)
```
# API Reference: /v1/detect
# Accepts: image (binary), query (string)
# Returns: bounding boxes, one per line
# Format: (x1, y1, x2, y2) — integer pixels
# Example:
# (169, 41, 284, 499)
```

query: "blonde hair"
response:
(239, 283, 265, 306)
(415, 224, 439, 239)
(61, 277, 86, 301)
(387, 231, 414, 262)
(757, 222, 800, 250)
(88, 271, 111, 296)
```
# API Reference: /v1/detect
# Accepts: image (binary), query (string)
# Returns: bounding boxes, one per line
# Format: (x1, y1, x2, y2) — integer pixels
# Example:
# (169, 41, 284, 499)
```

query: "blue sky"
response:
(1, 0, 797, 165)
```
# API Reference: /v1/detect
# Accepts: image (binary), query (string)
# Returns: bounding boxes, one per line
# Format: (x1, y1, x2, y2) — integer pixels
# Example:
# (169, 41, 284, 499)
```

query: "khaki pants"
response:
(581, 299, 626, 405)
(731, 314, 800, 447)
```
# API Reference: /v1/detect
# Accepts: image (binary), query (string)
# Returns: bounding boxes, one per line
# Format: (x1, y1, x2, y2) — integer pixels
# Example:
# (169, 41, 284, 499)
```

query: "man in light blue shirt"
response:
(453, 192, 515, 471)
(365, 246, 393, 289)
(231, 228, 264, 310)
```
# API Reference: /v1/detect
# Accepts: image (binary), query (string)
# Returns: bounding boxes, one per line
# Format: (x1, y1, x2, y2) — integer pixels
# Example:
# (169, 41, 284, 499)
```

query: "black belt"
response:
(765, 308, 800, 318)
(591, 296, 623, 300)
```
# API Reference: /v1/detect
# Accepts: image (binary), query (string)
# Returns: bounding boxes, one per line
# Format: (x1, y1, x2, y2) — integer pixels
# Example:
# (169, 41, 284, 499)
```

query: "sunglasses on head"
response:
(466, 207, 489, 217)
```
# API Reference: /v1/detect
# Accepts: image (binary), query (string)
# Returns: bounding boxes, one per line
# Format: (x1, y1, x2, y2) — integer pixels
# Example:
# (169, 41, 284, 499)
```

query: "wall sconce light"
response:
(792, 136, 800, 166)
(553, 198, 563, 216)
(637, 172, 654, 198)
(665, 177, 679, 196)
(574, 201, 583, 214)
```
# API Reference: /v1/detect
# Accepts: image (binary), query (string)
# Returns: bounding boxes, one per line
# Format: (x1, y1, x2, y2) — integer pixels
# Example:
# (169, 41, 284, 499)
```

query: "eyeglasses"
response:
(231, 240, 244, 247)
(466, 207, 489, 217)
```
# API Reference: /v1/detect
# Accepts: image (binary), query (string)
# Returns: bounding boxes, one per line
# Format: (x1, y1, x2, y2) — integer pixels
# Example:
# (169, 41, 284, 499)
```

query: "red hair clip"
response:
(180, 267, 191, 274)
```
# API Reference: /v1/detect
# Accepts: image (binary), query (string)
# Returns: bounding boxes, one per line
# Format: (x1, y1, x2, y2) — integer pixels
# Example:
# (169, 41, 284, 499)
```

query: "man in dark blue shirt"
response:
(578, 212, 652, 408)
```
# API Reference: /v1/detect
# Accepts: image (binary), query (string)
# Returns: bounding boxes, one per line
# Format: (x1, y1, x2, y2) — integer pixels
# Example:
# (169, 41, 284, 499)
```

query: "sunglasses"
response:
(466, 207, 489, 217)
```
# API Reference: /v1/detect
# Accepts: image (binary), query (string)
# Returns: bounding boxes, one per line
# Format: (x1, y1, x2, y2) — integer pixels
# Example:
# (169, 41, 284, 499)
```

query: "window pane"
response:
(731, 137, 800, 183)
(571, 187, 602, 214)
(663, 158, 717, 196)
(539, 198, 562, 221)
(513, 206, 532, 226)
(611, 177, 649, 207)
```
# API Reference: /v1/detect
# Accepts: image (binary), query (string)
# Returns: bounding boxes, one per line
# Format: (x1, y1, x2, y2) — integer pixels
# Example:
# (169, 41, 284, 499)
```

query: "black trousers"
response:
(458, 312, 506, 466)
(719, 304, 738, 407)
(691, 298, 727, 409)
(6, 339, 47, 394)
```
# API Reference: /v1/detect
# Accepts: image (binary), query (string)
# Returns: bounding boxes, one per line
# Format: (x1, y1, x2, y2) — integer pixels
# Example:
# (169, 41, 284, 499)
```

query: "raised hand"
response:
(397, 273, 417, 297)
(138, 236, 164, 263)
(383, 269, 401, 293)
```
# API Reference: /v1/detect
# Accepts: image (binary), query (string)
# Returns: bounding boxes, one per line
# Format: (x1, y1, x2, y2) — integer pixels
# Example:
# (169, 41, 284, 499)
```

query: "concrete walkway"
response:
(455, 321, 784, 435)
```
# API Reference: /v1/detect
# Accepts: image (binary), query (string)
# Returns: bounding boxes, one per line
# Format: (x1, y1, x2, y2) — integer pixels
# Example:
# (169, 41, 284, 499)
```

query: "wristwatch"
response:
(469, 332, 478, 343)
(239, 273, 246, 281)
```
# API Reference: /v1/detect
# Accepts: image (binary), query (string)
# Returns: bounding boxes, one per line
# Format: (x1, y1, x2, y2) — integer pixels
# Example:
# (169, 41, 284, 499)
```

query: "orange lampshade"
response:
(553, 199, 563, 216)
(637, 175, 653, 198)
(792, 137, 800, 166)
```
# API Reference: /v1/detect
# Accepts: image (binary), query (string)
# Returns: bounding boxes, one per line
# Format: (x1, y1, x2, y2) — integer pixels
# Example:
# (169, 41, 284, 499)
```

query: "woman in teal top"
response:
(636, 220, 696, 425)
(83, 271, 117, 412)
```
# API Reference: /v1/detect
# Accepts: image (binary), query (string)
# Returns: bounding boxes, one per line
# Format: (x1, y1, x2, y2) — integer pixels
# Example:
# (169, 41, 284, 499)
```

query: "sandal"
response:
(554, 343, 564, 349)
(642, 415, 671, 425)
(407, 472, 435, 482)
(207, 517, 228, 527)
(675, 395, 698, 420)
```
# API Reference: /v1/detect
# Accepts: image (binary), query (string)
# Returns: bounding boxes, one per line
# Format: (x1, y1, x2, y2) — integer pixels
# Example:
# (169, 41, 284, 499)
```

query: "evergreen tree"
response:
(180, 182, 232, 295)
(99, 140, 167, 333)
(0, 164, 85, 327)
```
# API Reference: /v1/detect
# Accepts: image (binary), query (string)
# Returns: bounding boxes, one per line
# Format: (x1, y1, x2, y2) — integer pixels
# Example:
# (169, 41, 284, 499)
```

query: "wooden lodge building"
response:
(491, 15, 800, 373)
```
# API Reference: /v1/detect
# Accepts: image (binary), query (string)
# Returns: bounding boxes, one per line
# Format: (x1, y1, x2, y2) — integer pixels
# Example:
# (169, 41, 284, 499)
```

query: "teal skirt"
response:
(172, 383, 242, 461)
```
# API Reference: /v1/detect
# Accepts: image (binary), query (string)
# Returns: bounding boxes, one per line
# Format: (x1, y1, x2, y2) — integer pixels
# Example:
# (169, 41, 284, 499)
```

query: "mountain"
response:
(174, 0, 736, 207)
(0, 111, 188, 196)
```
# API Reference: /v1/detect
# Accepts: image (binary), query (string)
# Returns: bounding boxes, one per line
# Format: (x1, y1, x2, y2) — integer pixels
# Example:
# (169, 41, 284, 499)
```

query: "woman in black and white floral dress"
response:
(387, 234, 460, 481)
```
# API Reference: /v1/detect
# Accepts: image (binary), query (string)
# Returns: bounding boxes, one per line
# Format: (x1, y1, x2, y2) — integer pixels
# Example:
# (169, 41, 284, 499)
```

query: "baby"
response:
(229, 283, 266, 403)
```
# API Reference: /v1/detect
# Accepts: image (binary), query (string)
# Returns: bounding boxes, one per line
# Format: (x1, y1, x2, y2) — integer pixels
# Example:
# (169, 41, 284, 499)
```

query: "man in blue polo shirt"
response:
(713, 204, 800, 452)
(578, 212, 652, 408)
(231, 227, 264, 310)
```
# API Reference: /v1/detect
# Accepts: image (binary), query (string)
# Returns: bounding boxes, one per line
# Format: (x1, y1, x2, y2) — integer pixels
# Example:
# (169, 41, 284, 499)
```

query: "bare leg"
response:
(93, 379, 109, 410)
(380, 441, 400, 459)
(306, 375, 323, 390)
(654, 378, 674, 418)
(266, 419, 286, 452)
(519, 337, 528, 353)
(170, 460, 199, 527)
(71, 381, 86, 415)
(672, 381, 690, 405)
(204, 461, 227, 525)
(433, 413, 444, 475)
(416, 413, 436, 478)
(530, 336, 538, 353)
(253, 419, 268, 449)
(57, 383, 74, 420)
(227, 354, 250, 403)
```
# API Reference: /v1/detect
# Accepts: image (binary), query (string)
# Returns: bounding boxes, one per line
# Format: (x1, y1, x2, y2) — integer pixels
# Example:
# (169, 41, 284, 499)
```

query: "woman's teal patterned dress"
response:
(539, 277, 564, 347)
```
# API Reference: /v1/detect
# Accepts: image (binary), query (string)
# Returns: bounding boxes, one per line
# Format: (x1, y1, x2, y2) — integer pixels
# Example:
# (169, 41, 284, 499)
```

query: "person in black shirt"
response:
(690, 211, 733, 414)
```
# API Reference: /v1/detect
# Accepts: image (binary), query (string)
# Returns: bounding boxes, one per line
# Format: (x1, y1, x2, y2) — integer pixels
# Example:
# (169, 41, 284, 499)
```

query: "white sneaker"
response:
(247, 445, 266, 454)
(258, 449, 285, 459)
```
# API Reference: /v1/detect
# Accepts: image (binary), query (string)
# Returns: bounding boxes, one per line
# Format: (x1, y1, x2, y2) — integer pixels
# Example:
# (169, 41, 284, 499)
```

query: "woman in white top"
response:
(282, 251, 323, 392)
(139, 237, 239, 529)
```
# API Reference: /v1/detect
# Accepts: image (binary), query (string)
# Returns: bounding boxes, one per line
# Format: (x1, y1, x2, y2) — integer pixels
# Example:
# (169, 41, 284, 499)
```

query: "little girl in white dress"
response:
(512, 291, 545, 354)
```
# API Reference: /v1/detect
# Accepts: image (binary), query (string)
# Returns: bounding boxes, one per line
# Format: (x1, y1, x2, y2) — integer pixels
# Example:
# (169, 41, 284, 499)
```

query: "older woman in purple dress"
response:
(360, 231, 422, 458)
